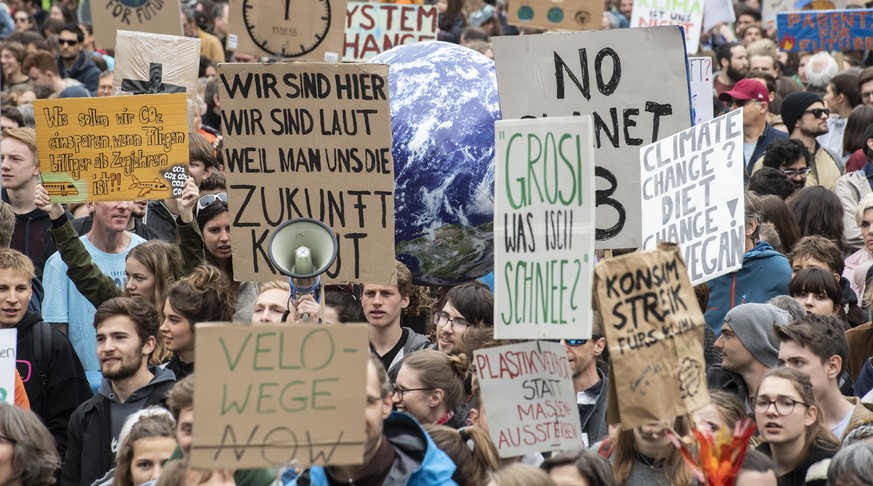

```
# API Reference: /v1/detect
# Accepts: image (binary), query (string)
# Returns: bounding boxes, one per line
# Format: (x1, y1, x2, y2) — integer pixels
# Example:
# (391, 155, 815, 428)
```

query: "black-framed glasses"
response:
(781, 167, 811, 177)
(393, 385, 435, 400)
(751, 396, 808, 415)
(803, 108, 830, 118)
(58, 39, 79, 46)
(547, 336, 602, 346)
(433, 311, 473, 332)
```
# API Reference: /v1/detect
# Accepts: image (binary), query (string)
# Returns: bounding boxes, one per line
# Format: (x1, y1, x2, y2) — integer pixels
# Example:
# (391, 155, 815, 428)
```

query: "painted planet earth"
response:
(371, 42, 500, 286)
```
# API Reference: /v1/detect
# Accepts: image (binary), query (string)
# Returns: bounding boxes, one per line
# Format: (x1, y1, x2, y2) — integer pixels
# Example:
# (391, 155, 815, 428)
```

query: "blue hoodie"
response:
(705, 240, 791, 335)
(288, 412, 458, 486)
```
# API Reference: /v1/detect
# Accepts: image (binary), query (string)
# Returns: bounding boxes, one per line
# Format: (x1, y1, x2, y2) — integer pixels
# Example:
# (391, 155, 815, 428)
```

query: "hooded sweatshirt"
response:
(705, 240, 792, 335)
(14, 310, 91, 461)
(61, 366, 176, 486)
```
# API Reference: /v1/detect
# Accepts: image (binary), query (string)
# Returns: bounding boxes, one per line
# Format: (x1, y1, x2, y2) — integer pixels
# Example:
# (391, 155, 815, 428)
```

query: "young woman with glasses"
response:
(393, 349, 469, 428)
(753, 367, 839, 485)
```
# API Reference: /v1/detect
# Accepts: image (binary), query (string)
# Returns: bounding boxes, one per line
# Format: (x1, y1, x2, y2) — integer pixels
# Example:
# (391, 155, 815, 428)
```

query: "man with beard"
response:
(56, 23, 101, 96)
(761, 139, 812, 190)
(837, 125, 873, 252)
(719, 79, 787, 180)
(779, 92, 843, 190)
(715, 42, 750, 98)
(61, 297, 176, 486)
(0, 249, 91, 464)
(561, 312, 608, 446)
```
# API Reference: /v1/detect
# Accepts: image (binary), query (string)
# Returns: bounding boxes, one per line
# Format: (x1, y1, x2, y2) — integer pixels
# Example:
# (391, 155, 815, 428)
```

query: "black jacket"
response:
(143, 201, 179, 243)
(56, 51, 101, 96)
(61, 367, 176, 486)
(14, 311, 91, 461)
(2, 188, 53, 279)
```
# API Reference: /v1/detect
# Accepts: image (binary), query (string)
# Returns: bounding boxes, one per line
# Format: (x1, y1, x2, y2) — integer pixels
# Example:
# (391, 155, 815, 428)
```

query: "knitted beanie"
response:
(781, 92, 823, 134)
(723, 303, 792, 369)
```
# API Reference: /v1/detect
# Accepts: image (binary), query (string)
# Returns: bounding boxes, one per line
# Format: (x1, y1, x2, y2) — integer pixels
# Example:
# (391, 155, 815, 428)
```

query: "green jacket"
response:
(47, 216, 205, 309)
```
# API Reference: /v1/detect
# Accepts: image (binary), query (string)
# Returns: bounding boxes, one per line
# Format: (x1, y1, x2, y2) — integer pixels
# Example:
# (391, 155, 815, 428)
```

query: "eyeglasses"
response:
(547, 336, 603, 346)
(194, 192, 227, 217)
(433, 311, 473, 332)
(751, 396, 808, 415)
(58, 39, 79, 46)
(393, 385, 435, 400)
(803, 108, 830, 118)
(781, 167, 811, 177)
(862, 91, 873, 100)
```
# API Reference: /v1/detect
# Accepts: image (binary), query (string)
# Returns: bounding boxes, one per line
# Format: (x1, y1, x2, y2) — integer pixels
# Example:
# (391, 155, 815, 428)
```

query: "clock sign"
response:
(229, 0, 347, 60)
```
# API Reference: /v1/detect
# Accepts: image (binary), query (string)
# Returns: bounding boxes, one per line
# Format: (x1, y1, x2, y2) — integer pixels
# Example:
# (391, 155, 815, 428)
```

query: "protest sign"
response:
(762, 0, 847, 29)
(777, 9, 873, 52)
(493, 27, 692, 249)
(688, 57, 714, 126)
(703, 0, 734, 32)
(113, 31, 201, 122)
(34, 94, 189, 203)
(630, 0, 704, 53)
(0, 330, 15, 405)
(640, 110, 744, 285)
(506, 0, 603, 32)
(494, 117, 596, 340)
(226, 0, 347, 61)
(190, 323, 369, 469)
(473, 341, 583, 457)
(344, 3, 438, 62)
(91, 0, 183, 49)
(593, 244, 710, 428)
(218, 63, 395, 283)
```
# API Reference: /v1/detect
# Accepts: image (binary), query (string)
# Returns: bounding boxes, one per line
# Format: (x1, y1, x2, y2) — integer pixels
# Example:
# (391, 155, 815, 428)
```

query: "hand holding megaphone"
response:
(293, 294, 321, 323)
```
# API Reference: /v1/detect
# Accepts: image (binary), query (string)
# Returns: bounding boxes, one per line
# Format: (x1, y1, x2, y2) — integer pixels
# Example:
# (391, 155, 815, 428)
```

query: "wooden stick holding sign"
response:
(190, 323, 369, 469)
(33, 94, 189, 203)
(593, 244, 710, 428)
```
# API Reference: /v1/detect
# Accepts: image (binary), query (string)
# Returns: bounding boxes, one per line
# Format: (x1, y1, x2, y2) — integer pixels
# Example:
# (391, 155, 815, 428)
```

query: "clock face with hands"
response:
(242, 0, 331, 58)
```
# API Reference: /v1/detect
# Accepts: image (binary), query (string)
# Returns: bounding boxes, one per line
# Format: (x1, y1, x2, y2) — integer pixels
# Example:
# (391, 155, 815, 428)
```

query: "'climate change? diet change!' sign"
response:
(494, 117, 596, 340)
(640, 109, 744, 285)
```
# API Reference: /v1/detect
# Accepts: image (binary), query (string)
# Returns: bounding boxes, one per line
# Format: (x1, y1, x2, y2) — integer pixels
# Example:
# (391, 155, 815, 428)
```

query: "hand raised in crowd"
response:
(294, 294, 321, 323)
(34, 184, 66, 221)
(176, 177, 199, 224)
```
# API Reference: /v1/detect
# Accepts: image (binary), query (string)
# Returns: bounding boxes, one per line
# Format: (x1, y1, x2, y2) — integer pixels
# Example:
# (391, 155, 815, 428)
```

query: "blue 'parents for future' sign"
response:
(777, 9, 873, 52)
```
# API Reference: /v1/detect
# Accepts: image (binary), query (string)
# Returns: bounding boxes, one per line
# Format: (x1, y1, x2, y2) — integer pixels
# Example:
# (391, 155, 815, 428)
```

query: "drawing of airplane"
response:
(43, 182, 79, 197)
(129, 175, 168, 198)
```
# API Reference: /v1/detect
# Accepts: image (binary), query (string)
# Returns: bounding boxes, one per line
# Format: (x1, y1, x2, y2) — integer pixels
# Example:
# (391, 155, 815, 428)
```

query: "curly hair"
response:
(166, 264, 233, 330)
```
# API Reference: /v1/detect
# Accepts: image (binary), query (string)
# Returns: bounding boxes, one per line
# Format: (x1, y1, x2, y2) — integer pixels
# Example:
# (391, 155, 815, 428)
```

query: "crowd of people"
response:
(1, 0, 873, 485)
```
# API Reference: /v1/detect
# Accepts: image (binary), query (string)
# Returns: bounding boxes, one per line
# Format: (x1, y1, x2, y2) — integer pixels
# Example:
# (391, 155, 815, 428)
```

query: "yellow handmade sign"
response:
(34, 93, 189, 203)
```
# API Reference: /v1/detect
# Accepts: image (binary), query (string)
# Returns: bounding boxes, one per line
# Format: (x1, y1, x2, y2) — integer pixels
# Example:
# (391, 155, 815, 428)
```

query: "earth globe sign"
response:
(370, 42, 500, 286)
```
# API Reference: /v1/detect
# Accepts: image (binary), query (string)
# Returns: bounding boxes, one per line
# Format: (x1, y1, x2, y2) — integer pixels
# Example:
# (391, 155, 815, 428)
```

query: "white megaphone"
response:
(266, 218, 339, 322)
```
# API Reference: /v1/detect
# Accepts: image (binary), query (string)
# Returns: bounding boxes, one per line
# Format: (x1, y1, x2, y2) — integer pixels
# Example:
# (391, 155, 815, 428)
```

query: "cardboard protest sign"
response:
(34, 94, 189, 203)
(190, 323, 369, 469)
(777, 10, 873, 52)
(0, 330, 15, 405)
(218, 63, 395, 283)
(762, 0, 847, 29)
(630, 0, 704, 53)
(91, 0, 183, 49)
(507, 0, 603, 32)
(494, 117, 596, 340)
(493, 27, 692, 249)
(688, 57, 714, 126)
(640, 110, 744, 285)
(474, 341, 583, 457)
(226, 0, 347, 61)
(113, 31, 201, 122)
(344, 3, 438, 62)
(593, 244, 710, 428)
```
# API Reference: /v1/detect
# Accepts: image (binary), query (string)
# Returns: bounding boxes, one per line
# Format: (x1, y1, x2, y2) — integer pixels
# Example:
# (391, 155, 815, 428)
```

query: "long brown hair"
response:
(757, 367, 840, 472)
(612, 416, 693, 486)
(424, 425, 500, 486)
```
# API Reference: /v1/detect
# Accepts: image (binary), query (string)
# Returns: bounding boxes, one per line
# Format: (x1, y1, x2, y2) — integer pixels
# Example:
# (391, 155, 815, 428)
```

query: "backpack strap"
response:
(32, 321, 51, 395)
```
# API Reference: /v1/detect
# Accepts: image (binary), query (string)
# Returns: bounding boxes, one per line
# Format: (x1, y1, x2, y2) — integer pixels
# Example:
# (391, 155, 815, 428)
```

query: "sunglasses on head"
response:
(194, 192, 227, 217)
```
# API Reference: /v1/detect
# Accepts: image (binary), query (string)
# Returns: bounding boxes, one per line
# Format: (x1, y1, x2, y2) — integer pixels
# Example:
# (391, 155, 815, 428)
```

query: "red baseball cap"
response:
(718, 78, 769, 103)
